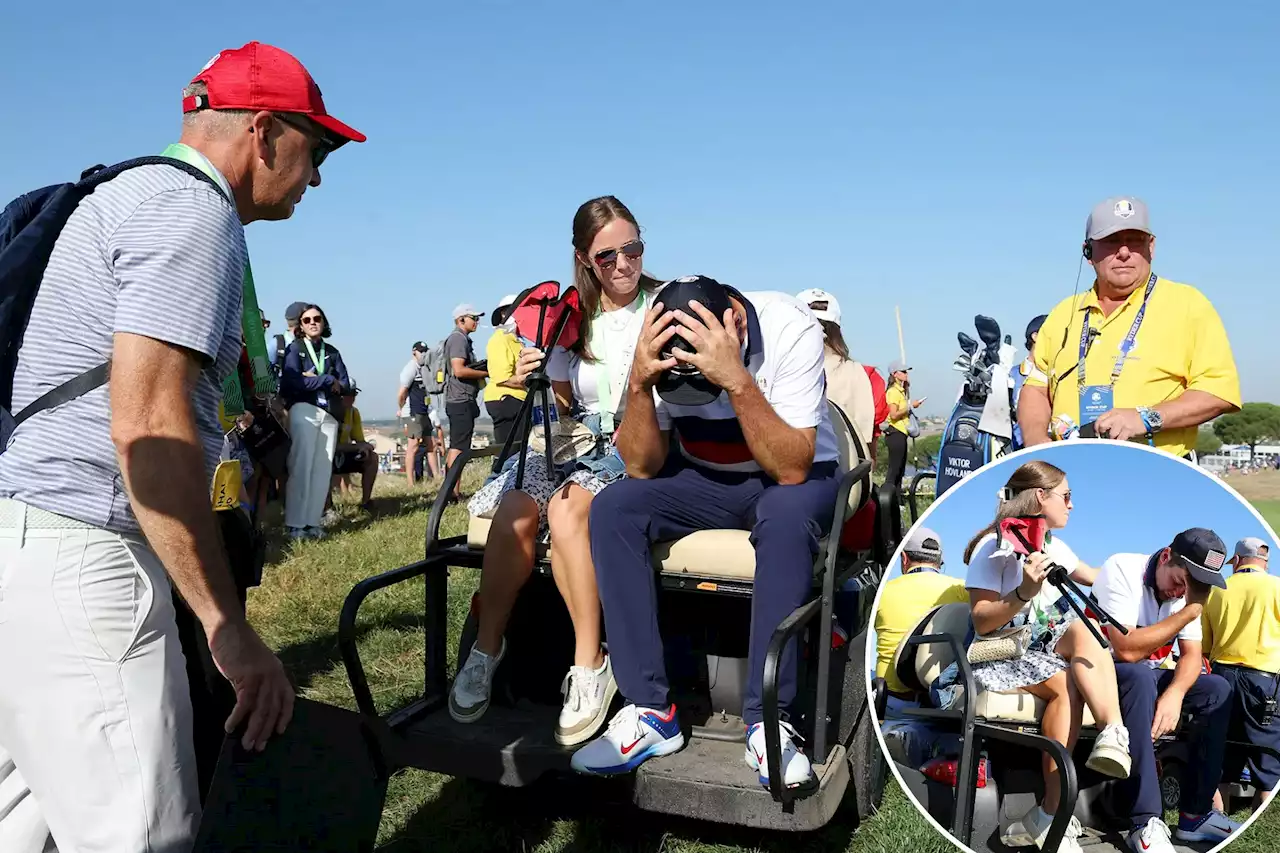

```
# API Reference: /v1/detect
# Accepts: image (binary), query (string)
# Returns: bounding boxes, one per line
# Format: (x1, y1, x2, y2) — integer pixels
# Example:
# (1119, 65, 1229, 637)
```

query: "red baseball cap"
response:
(182, 41, 366, 146)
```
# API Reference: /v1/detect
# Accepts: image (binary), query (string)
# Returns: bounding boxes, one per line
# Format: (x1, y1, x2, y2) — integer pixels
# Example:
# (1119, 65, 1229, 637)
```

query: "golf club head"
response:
(957, 332, 979, 356)
(1004, 334, 1012, 345)
(974, 315, 1002, 367)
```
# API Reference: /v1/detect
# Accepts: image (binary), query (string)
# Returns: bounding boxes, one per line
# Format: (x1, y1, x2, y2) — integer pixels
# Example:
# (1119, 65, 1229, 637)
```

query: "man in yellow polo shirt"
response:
(1203, 537, 1280, 807)
(874, 527, 968, 717)
(1018, 196, 1240, 458)
(483, 294, 527, 447)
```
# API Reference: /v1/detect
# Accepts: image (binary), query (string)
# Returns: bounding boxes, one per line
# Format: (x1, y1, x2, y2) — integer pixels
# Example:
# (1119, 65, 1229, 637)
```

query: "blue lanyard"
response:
(1077, 272, 1157, 392)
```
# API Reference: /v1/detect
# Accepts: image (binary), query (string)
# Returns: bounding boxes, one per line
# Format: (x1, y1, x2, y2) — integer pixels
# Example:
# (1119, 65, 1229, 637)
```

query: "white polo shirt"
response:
(1093, 552, 1201, 669)
(654, 290, 840, 474)
(965, 531, 1081, 627)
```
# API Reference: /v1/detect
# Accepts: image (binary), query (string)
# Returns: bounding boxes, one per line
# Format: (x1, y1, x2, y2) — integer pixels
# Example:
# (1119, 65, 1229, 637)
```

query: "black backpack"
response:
(0, 156, 223, 450)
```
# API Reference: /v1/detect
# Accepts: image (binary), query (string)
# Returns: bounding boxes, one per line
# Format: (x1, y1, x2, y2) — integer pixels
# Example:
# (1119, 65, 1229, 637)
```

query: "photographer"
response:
(962, 460, 1129, 853)
(1093, 528, 1239, 849)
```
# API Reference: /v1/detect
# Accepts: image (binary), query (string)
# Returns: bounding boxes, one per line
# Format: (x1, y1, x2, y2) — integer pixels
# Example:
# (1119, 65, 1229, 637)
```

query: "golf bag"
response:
(935, 315, 1014, 497)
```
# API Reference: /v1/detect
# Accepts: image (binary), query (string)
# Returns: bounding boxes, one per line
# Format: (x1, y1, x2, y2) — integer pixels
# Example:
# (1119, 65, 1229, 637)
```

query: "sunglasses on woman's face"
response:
(301, 315, 324, 325)
(592, 238, 645, 268)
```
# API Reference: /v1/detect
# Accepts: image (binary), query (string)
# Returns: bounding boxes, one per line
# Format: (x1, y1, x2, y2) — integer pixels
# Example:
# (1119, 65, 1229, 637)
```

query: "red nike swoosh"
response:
(620, 737, 644, 755)
(1141, 840, 1151, 850)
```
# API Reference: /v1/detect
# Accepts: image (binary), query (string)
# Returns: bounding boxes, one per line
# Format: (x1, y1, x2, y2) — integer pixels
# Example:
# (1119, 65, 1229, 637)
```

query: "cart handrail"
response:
(339, 555, 449, 717)
(908, 469, 936, 524)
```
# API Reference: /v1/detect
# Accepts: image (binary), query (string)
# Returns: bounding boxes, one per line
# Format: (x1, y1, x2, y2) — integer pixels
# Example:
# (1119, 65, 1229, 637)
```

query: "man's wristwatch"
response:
(1136, 406, 1163, 435)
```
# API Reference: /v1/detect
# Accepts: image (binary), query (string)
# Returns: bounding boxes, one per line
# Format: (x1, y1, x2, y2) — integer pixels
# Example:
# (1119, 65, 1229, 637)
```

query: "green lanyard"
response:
(303, 338, 327, 375)
(158, 143, 276, 407)
(591, 290, 646, 434)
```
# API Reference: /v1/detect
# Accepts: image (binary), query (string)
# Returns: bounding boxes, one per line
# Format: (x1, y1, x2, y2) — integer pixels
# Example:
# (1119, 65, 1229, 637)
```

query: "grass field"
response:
(245, 459, 1280, 852)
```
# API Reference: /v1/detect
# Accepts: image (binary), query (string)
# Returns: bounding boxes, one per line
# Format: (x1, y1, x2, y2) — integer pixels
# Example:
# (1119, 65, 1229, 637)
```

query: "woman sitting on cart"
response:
(449, 196, 662, 748)
(962, 460, 1132, 853)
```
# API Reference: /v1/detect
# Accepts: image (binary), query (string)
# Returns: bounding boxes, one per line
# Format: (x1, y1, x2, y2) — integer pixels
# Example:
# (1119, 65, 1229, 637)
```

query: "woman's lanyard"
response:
(304, 339, 327, 376)
(592, 290, 647, 435)
(1077, 272, 1156, 393)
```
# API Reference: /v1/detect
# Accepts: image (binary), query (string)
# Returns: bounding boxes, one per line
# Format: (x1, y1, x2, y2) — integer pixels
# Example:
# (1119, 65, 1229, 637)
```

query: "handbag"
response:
(528, 416, 605, 465)
(966, 622, 1034, 664)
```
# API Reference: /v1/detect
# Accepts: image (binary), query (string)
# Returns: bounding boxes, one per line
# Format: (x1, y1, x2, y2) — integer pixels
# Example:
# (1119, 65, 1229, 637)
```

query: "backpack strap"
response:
(13, 361, 111, 427)
(9, 157, 228, 429)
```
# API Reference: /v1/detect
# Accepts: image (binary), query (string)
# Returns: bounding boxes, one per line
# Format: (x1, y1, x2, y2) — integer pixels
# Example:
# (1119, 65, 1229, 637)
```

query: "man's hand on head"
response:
(628, 301, 679, 392)
(671, 300, 751, 395)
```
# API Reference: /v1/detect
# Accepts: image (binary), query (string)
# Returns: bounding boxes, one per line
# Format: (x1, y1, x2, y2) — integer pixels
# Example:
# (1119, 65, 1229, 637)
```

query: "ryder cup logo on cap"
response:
(1114, 199, 1135, 218)
(1086, 196, 1153, 241)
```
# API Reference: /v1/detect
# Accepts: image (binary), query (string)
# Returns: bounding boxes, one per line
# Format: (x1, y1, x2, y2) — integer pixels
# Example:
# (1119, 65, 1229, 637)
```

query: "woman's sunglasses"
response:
(273, 112, 335, 170)
(301, 315, 324, 326)
(592, 239, 645, 268)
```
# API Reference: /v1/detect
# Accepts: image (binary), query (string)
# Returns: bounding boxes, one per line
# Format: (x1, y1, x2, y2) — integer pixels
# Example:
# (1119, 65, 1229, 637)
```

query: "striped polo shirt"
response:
(0, 157, 246, 533)
(654, 291, 840, 473)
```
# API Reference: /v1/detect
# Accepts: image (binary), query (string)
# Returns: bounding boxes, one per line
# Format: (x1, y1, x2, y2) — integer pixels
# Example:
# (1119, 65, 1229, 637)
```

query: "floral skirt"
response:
(466, 450, 619, 540)
(970, 606, 1080, 694)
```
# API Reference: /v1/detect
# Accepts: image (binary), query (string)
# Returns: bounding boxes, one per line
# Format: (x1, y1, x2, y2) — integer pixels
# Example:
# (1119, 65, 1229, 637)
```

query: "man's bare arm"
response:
(397, 387, 409, 410)
(1153, 390, 1237, 431)
(110, 333, 242, 632)
(1109, 606, 1203, 664)
(615, 383, 668, 478)
(725, 381, 815, 485)
(1018, 384, 1053, 446)
(451, 356, 487, 380)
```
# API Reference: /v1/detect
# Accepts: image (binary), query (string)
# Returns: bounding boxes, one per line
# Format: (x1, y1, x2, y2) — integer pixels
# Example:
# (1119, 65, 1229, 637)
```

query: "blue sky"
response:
(3, 3, 1276, 419)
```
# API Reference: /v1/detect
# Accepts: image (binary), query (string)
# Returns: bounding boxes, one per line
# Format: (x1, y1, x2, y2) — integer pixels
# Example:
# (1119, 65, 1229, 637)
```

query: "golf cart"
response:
(870, 602, 1280, 852)
(335, 389, 898, 833)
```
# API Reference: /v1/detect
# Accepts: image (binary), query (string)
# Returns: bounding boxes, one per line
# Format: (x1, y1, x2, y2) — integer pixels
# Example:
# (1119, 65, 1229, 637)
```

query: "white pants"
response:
(285, 402, 339, 530)
(0, 500, 199, 853)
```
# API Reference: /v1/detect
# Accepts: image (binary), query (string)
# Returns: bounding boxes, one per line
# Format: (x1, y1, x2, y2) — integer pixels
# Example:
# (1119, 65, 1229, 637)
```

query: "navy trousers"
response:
(589, 460, 839, 727)
(1216, 664, 1280, 792)
(1114, 662, 1232, 827)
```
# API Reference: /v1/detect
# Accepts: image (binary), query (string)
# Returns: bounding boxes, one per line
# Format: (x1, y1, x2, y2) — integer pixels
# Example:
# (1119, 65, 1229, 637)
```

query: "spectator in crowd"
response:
(281, 303, 350, 539)
(1019, 197, 1240, 458)
(962, 460, 1128, 853)
(452, 196, 661, 747)
(1093, 528, 1238, 850)
(484, 294, 527, 448)
(0, 40, 362, 851)
(398, 341, 440, 485)
(883, 359, 923, 497)
(873, 527, 968, 717)
(330, 383, 377, 512)
(571, 276, 840, 792)
(796, 288, 875, 455)
(1011, 314, 1048, 450)
(443, 303, 489, 499)
(1203, 537, 1280, 809)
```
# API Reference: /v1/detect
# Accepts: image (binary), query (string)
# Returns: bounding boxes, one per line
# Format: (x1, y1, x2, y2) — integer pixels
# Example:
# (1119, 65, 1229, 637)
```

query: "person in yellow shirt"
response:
(329, 383, 377, 511)
(882, 359, 924, 497)
(1019, 196, 1239, 459)
(483, 293, 527, 447)
(874, 526, 968, 717)
(1203, 537, 1280, 807)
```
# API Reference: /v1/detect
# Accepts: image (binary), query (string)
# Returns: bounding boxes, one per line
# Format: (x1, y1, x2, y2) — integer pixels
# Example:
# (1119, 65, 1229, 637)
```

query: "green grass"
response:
(245, 461, 1280, 851)
(1249, 500, 1280, 534)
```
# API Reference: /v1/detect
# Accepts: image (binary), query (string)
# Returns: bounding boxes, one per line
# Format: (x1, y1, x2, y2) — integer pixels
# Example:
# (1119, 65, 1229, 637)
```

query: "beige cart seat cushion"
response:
(896, 602, 1096, 727)
(466, 400, 868, 583)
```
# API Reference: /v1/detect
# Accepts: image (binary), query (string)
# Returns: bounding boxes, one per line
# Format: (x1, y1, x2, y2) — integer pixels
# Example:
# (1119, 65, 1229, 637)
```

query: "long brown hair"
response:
(572, 196, 663, 363)
(820, 320, 849, 360)
(963, 460, 1067, 564)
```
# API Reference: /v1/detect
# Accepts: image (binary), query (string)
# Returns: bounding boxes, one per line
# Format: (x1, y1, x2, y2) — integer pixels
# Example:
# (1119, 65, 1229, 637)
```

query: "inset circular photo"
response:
(867, 442, 1280, 853)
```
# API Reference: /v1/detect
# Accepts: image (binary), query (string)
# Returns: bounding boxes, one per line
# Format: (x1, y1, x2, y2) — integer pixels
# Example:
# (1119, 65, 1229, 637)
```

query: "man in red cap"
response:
(0, 42, 363, 853)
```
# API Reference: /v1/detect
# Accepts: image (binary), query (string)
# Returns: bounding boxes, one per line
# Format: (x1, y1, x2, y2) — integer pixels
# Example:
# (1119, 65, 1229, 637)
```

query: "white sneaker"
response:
(569, 703, 684, 775)
(1015, 804, 1084, 852)
(448, 638, 505, 723)
(1129, 816, 1176, 853)
(556, 655, 617, 746)
(1086, 722, 1132, 778)
(745, 720, 816, 791)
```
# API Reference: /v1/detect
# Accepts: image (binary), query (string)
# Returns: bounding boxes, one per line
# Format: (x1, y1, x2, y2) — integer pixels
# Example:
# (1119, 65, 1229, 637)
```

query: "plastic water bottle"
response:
(532, 402, 559, 427)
